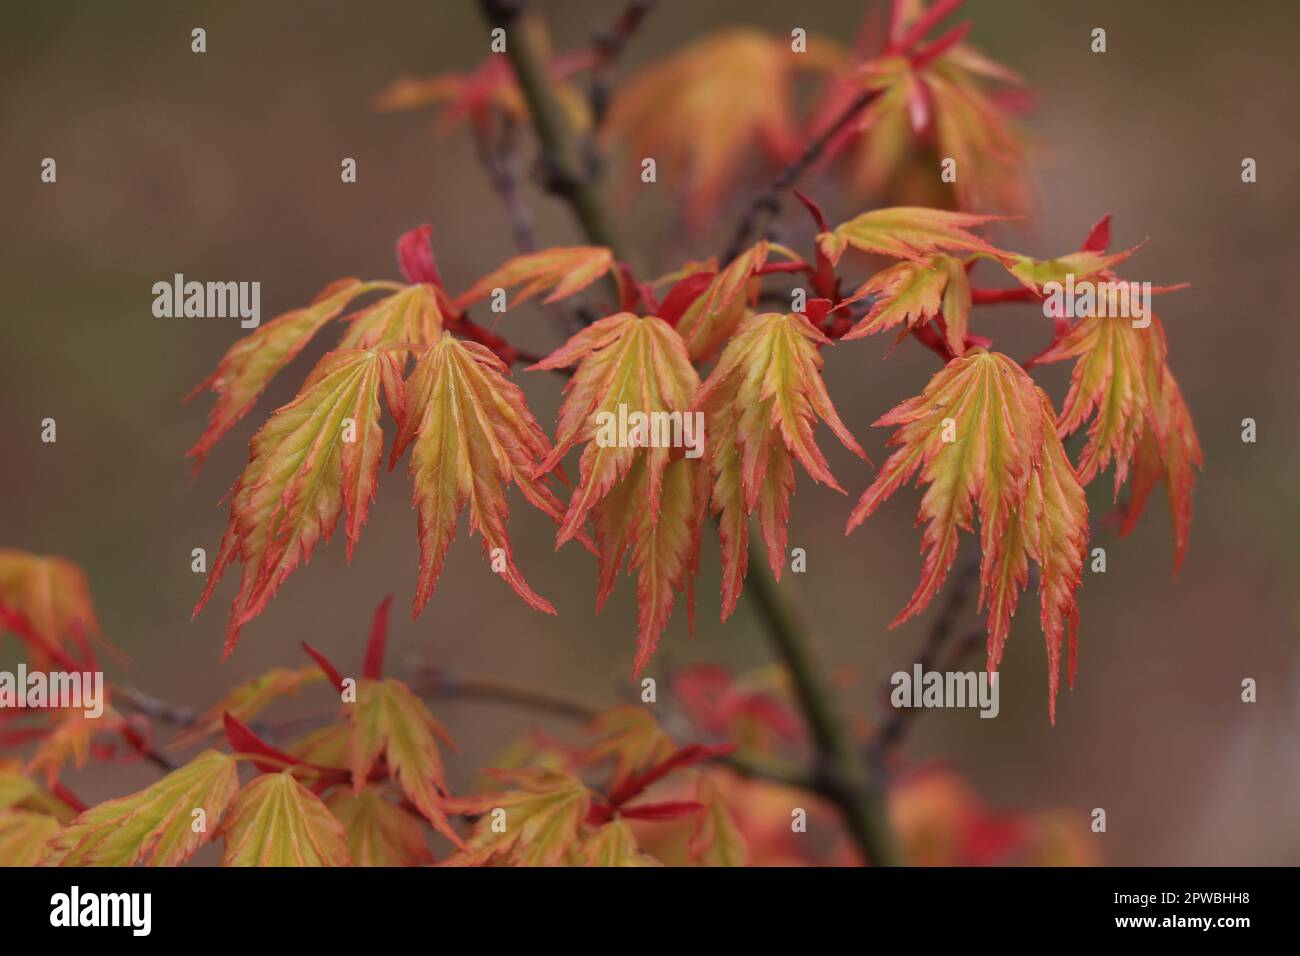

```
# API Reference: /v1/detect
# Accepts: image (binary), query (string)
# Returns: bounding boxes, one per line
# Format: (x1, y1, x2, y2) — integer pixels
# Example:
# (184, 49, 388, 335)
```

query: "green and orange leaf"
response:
(327, 786, 434, 867)
(839, 253, 971, 355)
(195, 348, 403, 655)
(0, 810, 61, 867)
(175, 666, 325, 749)
(455, 246, 616, 311)
(579, 707, 676, 793)
(818, 207, 1007, 267)
(218, 770, 351, 866)
(846, 350, 1088, 717)
(0, 550, 108, 663)
(696, 312, 866, 617)
(579, 819, 660, 866)
(688, 774, 749, 866)
(442, 768, 591, 867)
(43, 750, 239, 867)
(395, 333, 565, 615)
(348, 678, 462, 849)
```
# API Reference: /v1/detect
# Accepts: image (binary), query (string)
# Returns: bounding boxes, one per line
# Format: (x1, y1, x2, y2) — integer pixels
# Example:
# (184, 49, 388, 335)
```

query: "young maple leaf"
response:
(195, 348, 404, 656)
(818, 206, 1008, 266)
(43, 750, 240, 866)
(816, 2, 1032, 214)
(26, 708, 125, 785)
(394, 333, 566, 615)
(837, 253, 972, 356)
(454, 246, 616, 312)
(326, 787, 434, 867)
(696, 312, 867, 618)
(531, 314, 706, 672)
(218, 770, 351, 866)
(606, 29, 838, 229)
(846, 349, 1088, 718)
(1038, 313, 1202, 568)
(348, 678, 463, 850)
(0, 550, 111, 663)
(441, 768, 592, 867)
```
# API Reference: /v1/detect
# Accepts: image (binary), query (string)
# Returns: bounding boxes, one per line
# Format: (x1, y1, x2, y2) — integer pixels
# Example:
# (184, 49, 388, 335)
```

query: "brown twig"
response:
(587, 0, 657, 130)
(723, 87, 879, 264)
(471, 115, 538, 253)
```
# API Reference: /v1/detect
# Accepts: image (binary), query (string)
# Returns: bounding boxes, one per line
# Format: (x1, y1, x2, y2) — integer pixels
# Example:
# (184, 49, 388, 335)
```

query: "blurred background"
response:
(2, 0, 1297, 864)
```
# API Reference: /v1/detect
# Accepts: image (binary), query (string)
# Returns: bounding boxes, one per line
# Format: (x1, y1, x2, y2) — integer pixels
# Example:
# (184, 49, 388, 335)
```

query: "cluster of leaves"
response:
(187, 199, 1199, 719)
(380, 0, 1033, 224)
(0, 582, 1094, 866)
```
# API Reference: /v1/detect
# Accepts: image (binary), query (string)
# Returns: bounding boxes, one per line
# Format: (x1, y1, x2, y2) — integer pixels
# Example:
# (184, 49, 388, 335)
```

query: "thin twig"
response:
(723, 87, 879, 263)
(587, 0, 657, 130)
(471, 115, 539, 252)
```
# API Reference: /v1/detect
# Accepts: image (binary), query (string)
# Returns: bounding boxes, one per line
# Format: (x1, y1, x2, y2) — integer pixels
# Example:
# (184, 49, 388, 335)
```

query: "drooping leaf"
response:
(687, 774, 749, 866)
(195, 348, 401, 656)
(26, 709, 125, 785)
(43, 750, 239, 866)
(818, 207, 1007, 267)
(337, 282, 445, 353)
(846, 350, 1088, 716)
(455, 247, 615, 311)
(0, 810, 61, 867)
(218, 770, 351, 866)
(442, 768, 591, 867)
(184, 279, 371, 469)
(326, 787, 434, 867)
(396, 333, 565, 615)
(1003, 245, 1142, 293)
(348, 678, 462, 849)
(696, 312, 866, 617)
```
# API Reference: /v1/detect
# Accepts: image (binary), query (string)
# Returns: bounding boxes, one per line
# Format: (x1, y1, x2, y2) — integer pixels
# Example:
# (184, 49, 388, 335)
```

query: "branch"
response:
(587, 0, 657, 130)
(475, 0, 902, 866)
(471, 115, 538, 253)
(479, 0, 625, 260)
(723, 87, 879, 263)
(866, 555, 981, 774)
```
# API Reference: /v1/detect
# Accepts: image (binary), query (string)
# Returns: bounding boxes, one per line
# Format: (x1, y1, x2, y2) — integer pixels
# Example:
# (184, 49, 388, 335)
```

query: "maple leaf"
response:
(442, 768, 591, 867)
(696, 312, 867, 617)
(218, 770, 351, 866)
(336, 281, 446, 353)
(175, 666, 325, 749)
(846, 350, 1088, 717)
(818, 207, 1007, 266)
(673, 664, 801, 750)
(687, 774, 749, 866)
(0, 550, 110, 663)
(578, 819, 661, 866)
(195, 348, 403, 655)
(818, 12, 1031, 215)
(1037, 313, 1201, 567)
(531, 314, 706, 672)
(326, 787, 434, 867)
(395, 333, 566, 615)
(454, 246, 616, 311)
(43, 750, 239, 866)
(1002, 244, 1142, 293)
(606, 29, 837, 228)
(348, 678, 462, 849)
(838, 253, 972, 356)
(0, 810, 61, 867)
